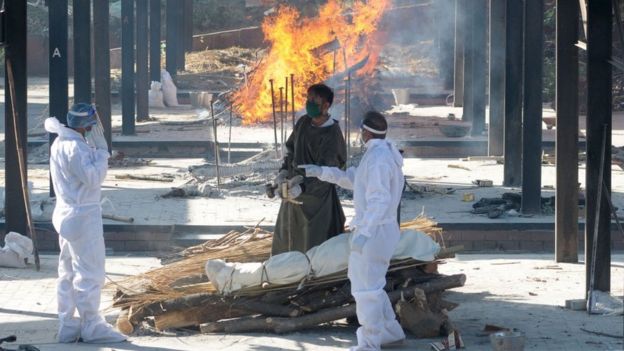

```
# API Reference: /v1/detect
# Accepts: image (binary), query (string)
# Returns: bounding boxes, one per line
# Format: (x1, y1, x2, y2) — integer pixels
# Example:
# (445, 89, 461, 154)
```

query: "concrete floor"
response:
(0, 253, 621, 350)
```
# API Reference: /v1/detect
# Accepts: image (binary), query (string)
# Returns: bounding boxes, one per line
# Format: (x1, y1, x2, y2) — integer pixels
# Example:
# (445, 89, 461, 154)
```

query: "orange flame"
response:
(233, 0, 389, 124)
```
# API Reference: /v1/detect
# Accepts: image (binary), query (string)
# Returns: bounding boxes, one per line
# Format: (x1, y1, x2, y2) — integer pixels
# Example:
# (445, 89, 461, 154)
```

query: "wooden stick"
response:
(228, 102, 233, 164)
(116, 308, 134, 335)
(201, 315, 266, 333)
(588, 125, 607, 313)
(269, 79, 279, 157)
(102, 213, 135, 223)
(284, 77, 289, 139)
(290, 74, 295, 128)
(6, 59, 40, 271)
(210, 100, 221, 189)
(279, 87, 285, 159)
(114, 174, 173, 182)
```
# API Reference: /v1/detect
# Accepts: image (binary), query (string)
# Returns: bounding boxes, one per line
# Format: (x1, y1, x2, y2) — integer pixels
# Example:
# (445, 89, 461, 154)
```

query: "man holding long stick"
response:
(270, 83, 347, 255)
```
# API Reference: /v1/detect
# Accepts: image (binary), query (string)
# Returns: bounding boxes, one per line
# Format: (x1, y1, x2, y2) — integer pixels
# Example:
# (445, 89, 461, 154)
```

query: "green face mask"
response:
(306, 100, 322, 118)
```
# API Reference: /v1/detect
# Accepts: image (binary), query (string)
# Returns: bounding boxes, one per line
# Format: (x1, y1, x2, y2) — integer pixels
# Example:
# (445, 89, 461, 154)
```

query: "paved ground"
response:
(0, 253, 622, 351)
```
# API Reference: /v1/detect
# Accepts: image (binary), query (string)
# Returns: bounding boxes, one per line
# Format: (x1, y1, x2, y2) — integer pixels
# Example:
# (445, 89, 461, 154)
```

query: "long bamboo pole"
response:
(269, 79, 279, 157)
(6, 60, 40, 271)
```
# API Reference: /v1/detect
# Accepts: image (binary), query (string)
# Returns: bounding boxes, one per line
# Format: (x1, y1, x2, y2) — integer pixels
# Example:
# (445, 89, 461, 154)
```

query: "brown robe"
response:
(271, 115, 347, 255)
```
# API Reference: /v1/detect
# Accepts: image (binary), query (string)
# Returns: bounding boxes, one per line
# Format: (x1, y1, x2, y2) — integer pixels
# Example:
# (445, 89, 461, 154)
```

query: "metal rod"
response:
(210, 101, 221, 189)
(228, 102, 233, 164)
(290, 74, 295, 127)
(588, 125, 607, 313)
(279, 87, 285, 159)
(269, 79, 279, 156)
(6, 60, 40, 271)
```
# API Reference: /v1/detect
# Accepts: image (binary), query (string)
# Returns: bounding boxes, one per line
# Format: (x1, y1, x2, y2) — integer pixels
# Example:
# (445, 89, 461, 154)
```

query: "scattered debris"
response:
(109, 151, 153, 168)
(162, 182, 221, 198)
(115, 174, 175, 182)
(430, 330, 465, 350)
(472, 179, 493, 187)
(102, 213, 135, 224)
(448, 164, 471, 171)
(580, 327, 624, 339)
(462, 193, 475, 202)
(490, 331, 526, 351)
(565, 299, 586, 311)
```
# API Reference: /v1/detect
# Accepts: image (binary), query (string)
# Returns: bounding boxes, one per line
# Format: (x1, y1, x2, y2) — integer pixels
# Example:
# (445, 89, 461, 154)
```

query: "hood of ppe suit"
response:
(45, 117, 84, 141)
(48, 117, 109, 241)
(364, 138, 403, 168)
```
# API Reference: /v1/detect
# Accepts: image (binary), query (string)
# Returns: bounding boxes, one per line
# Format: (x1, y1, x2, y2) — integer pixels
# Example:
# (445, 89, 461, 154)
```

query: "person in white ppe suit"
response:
(45, 103, 126, 344)
(299, 111, 405, 351)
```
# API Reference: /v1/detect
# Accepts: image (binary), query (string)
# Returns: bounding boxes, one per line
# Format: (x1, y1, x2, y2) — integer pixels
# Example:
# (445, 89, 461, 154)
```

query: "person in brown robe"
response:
(271, 83, 347, 255)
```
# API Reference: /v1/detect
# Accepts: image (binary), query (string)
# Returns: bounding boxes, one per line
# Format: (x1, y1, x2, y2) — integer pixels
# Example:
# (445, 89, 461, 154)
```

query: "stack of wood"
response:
(111, 217, 465, 337)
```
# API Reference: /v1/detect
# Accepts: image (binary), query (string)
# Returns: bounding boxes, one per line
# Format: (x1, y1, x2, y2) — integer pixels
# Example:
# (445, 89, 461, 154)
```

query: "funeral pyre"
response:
(111, 217, 465, 337)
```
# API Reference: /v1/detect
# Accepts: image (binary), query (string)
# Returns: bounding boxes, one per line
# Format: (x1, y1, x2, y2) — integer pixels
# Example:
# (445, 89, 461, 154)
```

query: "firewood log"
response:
(199, 274, 466, 334)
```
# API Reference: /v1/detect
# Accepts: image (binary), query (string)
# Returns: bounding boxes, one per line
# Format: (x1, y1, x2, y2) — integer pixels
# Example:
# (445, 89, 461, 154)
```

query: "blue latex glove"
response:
(351, 235, 368, 254)
(298, 164, 322, 178)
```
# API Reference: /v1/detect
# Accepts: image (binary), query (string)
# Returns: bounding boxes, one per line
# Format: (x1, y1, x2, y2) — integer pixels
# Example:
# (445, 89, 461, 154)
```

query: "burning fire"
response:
(233, 0, 390, 124)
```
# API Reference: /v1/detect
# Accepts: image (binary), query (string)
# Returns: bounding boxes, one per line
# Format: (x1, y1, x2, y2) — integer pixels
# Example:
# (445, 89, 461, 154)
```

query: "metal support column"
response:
(165, 0, 178, 76)
(121, 0, 135, 135)
(555, 0, 579, 263)
(462, 1, 474, 123)
(93, 0, 112, 151)
(176, 2, 186, 70)
(489, 0, 506, 155)
(585, 0, 612, 293)
(150, 0, 161, 82)
(471, 0, 487, 136)
(184, 0, 194, 52)
(453, 0, 464, 107)
(436, 0, 455, 90)
(48, 0, 68, 197)
(73, 0, 91, 103)
(503, 0, 524, 187)
(521, 0, 544, 214)
(136, 0, 149, 122)
(4, 0, 28, 235)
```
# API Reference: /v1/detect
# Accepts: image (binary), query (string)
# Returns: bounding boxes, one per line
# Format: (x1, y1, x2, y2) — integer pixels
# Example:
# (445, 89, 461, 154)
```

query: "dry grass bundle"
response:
(112, 227, 272, 308)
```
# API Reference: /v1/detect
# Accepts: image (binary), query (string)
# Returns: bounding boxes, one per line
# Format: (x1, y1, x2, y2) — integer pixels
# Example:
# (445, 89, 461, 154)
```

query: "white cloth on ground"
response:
(318, 138, 406, 350)
(0, 232, 33, 268)
(46, 117, 125, 343)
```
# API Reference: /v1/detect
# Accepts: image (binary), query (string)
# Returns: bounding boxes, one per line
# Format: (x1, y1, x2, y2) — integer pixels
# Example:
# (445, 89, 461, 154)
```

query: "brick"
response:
(527, 231, 551, 241)
(458, 231, 486, 241)
(123, 241, 148, 251)
(498, 240, 521, 251)
(446, 240, 474, 251)
(520, 240, 544, 252)
(472, 241, 497, 251)
(105, 241, 126, 252)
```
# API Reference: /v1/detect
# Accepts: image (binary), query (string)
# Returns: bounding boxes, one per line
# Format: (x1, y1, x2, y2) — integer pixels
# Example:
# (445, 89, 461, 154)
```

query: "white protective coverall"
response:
(317, 138, 405, 350)
(45, 117, 126, 343)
